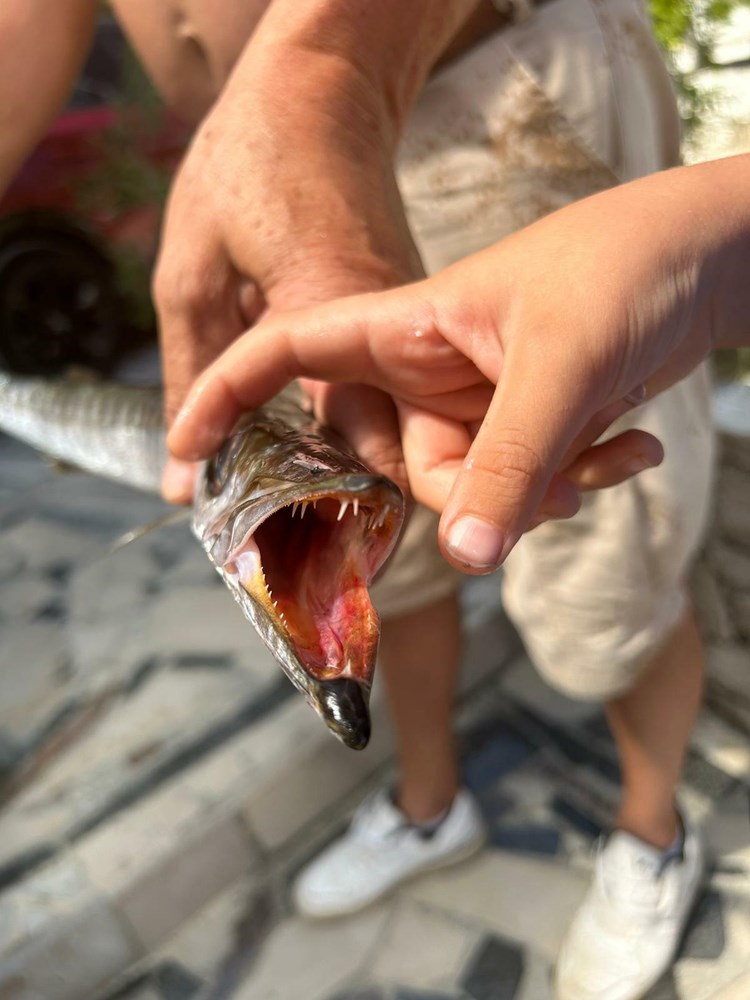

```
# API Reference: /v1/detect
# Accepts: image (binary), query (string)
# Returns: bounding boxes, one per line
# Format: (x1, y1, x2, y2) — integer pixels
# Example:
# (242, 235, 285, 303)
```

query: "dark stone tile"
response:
(683, 752, 739, 802)
(679, 891, 726, 961)
(328, 990, 387, 1000)
(45, 560, 72, 584)
(580, 712, 613, 742)
(394, 991, 460, 1000)
(33, 596, 67, 622)
(488, 824, 560, 857)
(153, 961, 204, 1000)
(550, 796, 603, 840)
(0, 843, 57, 892)
(478, 788, 516, 821)
(718, 781, 750, 813)
(512, 707, 620, 785)
(174, 653, 233, 670)
(68, 678, 293, 843)
(123, 656, 162, 695)
(462, 936, 524, 1000)
(92, 972, 151, 1000)
(149, 540, 184, 572)
(642, 971, 681, 999)
(463, 727, 535, 793)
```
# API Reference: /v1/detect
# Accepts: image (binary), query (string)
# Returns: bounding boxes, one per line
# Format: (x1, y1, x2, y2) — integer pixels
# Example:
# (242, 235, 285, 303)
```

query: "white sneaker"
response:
(292, 788, 486, 918)
(555, 818, 705, 1000)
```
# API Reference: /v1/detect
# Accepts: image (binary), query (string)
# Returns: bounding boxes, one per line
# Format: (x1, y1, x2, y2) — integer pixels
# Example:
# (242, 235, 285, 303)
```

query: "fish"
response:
(0, 372, 405, 749)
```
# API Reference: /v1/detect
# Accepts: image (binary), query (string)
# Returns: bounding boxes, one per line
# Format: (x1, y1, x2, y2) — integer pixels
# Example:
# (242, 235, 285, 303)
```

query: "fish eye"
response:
(206, 438, 237, 496)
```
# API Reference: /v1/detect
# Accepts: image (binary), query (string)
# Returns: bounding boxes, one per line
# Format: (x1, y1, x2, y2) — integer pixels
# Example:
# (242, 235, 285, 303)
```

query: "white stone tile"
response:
(366, 898, 475, 988)
(2, 903, 136, 1000)
(118, 814, 255, 950)
(0, 518, 100, 571)
(0, 575, 59, 620)
(1, 879, 137, 1000)
(708, 968, 750, 1000)
(154, 874, 264, 983)
(232, 905, 391, 1000)
(241, 698, 393, 851)
(517, 950, 554, 1000)
(0, 623, 69, 715)
(134, 585, 270, 664)
(0, 854, 93, 955)
(401, 848, 588, 962)
(704, 809, 750, 881)
(691, 711, 750, 781)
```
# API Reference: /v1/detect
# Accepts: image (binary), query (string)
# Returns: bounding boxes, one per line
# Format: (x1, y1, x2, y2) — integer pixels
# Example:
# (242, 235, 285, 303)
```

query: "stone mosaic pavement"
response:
(98, 655, 750, 1000)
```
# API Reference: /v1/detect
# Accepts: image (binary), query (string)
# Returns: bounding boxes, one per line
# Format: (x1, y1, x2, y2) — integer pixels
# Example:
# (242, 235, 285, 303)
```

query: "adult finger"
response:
(155, 264, 247, 423)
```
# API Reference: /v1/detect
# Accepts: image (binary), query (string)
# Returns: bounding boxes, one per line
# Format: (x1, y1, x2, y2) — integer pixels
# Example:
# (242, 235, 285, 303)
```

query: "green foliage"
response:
(649, 2, 750, 381)
(649, 0, 750, 52)
(649, 0, 750, 130)
(649, 0, 694, 51)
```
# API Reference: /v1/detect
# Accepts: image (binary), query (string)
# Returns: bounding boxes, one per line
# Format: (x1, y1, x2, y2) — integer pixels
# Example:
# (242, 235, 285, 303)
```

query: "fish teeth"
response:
(300, 502, 307, 519)
(337, 500, 348, 522)
(353, 499, 359, 517)
(292, 502, 300, 518)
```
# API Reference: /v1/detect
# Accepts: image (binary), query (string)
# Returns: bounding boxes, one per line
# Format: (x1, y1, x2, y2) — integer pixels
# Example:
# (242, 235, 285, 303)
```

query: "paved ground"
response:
(1, 416, 749, 1000)
(101, 654, 750, 1000)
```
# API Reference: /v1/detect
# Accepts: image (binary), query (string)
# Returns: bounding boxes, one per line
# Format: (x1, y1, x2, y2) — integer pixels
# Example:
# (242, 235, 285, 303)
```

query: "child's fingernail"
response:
(444, 516, 505, 571)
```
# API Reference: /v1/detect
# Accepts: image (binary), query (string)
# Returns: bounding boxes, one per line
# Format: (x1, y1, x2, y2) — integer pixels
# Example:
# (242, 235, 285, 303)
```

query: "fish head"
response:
(192, 410, 405, 750)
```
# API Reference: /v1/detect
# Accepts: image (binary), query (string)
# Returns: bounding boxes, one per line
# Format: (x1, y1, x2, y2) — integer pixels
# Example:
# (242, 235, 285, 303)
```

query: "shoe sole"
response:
(294, 829, 488, 920)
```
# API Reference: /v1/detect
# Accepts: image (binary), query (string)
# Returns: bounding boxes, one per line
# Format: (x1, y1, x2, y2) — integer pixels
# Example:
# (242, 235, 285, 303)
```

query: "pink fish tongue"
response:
(292, 535, 373, 679)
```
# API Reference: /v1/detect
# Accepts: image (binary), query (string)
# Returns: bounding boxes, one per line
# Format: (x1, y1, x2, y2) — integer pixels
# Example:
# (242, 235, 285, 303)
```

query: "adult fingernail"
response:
(444, 516, 505, 571)
(162, 459, 196, 505)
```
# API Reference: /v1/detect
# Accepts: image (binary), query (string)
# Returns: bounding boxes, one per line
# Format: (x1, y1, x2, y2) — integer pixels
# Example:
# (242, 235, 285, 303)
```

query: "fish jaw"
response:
(196, 474, 404, 749)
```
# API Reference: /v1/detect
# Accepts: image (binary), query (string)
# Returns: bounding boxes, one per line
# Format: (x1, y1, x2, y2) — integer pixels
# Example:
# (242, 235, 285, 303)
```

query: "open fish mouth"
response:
(218, 475, 403, 749)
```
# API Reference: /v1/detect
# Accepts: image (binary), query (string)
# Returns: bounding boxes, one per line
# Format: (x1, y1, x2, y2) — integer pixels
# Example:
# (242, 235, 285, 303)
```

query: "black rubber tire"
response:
(0, 214, 123, 375)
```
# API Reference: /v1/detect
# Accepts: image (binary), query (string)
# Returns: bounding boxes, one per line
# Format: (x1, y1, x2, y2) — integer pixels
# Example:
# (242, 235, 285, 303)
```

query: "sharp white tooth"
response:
(353, 499, 359, 517)
(292, 502, 300, 518)
(273, 600, 278, 607)
(300, 502, 307, 519)
(337, 500, 348, 522)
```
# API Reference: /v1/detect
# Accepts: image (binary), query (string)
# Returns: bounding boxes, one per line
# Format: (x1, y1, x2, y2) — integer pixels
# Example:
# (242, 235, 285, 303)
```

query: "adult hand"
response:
(152, 0, 480, 503)
(153, 43, 418, 502)
(168, 157, 750, 570)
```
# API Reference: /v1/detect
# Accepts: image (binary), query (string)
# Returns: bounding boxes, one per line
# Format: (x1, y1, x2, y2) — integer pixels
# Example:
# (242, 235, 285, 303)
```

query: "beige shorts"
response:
(372, 0, 715, 698)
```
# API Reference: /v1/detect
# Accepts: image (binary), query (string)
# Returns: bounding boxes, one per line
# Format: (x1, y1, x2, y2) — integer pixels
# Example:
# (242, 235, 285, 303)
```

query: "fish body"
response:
(0, 374, 404, 748)
(0, 372, 166, 491)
